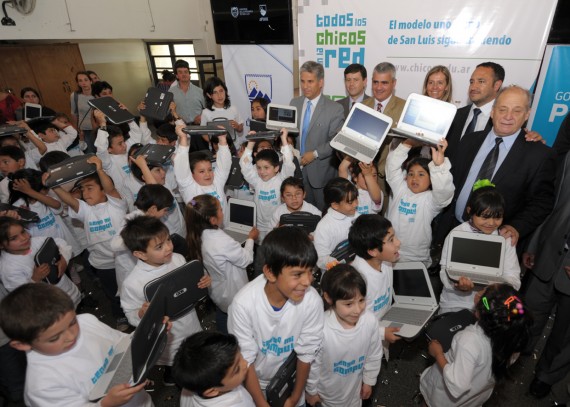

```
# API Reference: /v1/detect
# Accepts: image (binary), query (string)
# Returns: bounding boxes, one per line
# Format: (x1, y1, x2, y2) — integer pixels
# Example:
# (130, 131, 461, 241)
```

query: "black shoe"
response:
(163, 366, 176, 387)
(529, 377, 551, 399)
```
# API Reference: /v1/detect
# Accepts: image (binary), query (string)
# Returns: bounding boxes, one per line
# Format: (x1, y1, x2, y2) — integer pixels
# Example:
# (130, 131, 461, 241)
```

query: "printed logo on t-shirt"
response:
(373, 287, 391, 313)
(356, 204, 370, 215)
(91, 345, 115, 384)
(36, 211, 56, 231)
(121, 164, 131, 175)
(261, 335, 294, 357)
(333, 355, 365, 376)
(88, 217, 116, 235)
(258, 189, 278, 204)
(398, 198, 416, 222)
(206, 190, 222, 202)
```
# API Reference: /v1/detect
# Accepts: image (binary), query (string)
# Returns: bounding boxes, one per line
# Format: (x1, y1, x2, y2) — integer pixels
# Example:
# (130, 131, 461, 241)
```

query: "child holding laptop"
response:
(339, 156, 383, 215)
(269, 177, 321, 229)
(439, 183, 521, 314)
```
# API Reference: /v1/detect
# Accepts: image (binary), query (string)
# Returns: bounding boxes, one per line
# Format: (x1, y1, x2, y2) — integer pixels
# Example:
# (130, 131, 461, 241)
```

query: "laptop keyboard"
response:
(383, 307, 433, 326)
(225, 229, 248, 243)
(105, 350, 133, 392)
(450, 271, 502, 284)
(335, 134, 377, 158)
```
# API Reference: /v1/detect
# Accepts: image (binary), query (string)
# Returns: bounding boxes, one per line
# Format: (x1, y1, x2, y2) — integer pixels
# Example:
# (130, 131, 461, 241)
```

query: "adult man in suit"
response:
(336, 63, 370, 119)
(290, 61, 344, 210)
(447, 85, 556, 249)
(523, 151, 570, 399)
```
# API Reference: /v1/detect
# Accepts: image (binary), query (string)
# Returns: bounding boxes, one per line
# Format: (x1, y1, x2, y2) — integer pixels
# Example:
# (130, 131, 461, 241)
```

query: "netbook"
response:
(391, 93, 457, 145)
(266, 351, 297, 407)
(445, 230, 507, 285)
(207, 120, 236, 140)
(224, 198, 256, 244)
(144, 259, 208, 320)
(266, 104, 299, 132)
(226, 157, 246, 189)
(44, 154, 97, 188)
(140, 87, 173, 121)
(183, 125, 227, 137)
(245, 130, 280, 141)
(133, 144, 175, 166)
(88, 97, 135, 125)
(330, 103, 392, 164)
(249, 119, 268, 132)
(0, 203, 39, 223)
(24, 103, 42, 121)
(34, 237, 61, 285)
(379, 262, 439, 338)
(89, 284, 168, 401)
(0, 125, 26, 137)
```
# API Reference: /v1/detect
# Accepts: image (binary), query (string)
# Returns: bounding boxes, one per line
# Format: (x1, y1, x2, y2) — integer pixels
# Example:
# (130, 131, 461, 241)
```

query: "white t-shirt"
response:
(200, 106, 244, 144)
(24, 314, 152, 407)
(180, 385, 254, 407)
(313, 209, 359, 270)
(269, 201, 322, 229)
(356, 188, 382, 216)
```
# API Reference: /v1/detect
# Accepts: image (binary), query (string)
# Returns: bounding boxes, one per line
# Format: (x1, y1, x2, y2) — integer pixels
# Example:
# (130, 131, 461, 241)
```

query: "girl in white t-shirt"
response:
(339, 156, 383, 215)
(201, 77, 244, 143)
(306, 264, 382, 407)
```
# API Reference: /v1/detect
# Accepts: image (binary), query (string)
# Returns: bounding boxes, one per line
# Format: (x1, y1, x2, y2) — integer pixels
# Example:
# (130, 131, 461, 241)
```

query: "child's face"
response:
(266, 265, 313, 304)
(108, 135, 127, 155)
(150, 166, 166, 185)
(331, 291, 366, 329)
(156, 136, 175, 146)
(0, 155, 25, 176)
(255, 141, 273, 153)
(138, 233, 174, 267)
(371, 227, 401, 263)
(470, 212, 503, 235)
(331, 196, 358, 217)
(209, 85, 226, 108)
(39, 128, 60, 144)
(256, 159, 279, 182)
(406, 164, 431, 194)
(251, 101, 266, 120)
(29, 311, 79, 355)
(215, 350, 249, 394)
(79, 179, 107, 206)
(192, 160, 214, 186)
(1, 224, 31, 255)
(282, 185, 305, 211)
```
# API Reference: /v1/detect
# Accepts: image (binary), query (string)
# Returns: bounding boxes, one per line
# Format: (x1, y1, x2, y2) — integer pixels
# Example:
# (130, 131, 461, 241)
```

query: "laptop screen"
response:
(230, 203, 255, 226)
(450, 237, 502, 268)
(268, 106, 296, 125)
(346, 107, 390, 142)
(25, 105, 42, 119)
(393, 268, 431, 298)
(401, 98, 451, 135)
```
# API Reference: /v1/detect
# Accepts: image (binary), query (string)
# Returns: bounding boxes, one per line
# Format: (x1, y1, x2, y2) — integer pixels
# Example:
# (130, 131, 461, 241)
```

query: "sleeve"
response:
(385, 143, 409, 195)
(199, 109, 208, 126)
(439, 234, 455, 290)
(442, 335, 480, 398)
(25, 386, 102, 407)
(227, 300, 258, 365)
(363, 318, 383, 386)
(0, 260, 33, 291)
(315, 102, 344, 160)
(428, 157, 454, 211)
(68, 199, 87, 223)
(294, 292, 324, 364)
(214, 233, 254, 269)
(173, 145, 196, 203)
(313, 220, 336, 270)
(270, 209, 281, 229)
(120, 278, 143, 326)
(239, 148, 260, 188)
(305, 345, 322, 396)
(94, 128, 113, 172)
(214, 144, 232, 187)
(502, 238, 521, 290)
(58, 126, 78, 149)
(279, 145, 296, 179)
(54, 237, 73, 264)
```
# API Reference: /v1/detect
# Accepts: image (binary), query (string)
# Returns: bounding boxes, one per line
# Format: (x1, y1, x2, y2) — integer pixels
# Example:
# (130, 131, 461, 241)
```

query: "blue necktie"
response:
(300, 101, 312, 155)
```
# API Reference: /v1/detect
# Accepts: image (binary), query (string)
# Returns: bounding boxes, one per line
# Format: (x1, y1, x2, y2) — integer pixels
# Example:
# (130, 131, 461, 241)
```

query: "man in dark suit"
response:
(290, 61, 344, 210)
(336, 63, 370, 119)
(447, 85, 556, 249)
(523, 151, 570, 399)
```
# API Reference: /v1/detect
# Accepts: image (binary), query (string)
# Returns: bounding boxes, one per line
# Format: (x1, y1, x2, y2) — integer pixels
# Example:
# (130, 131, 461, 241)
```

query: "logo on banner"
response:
(245, 74, 272, 103)
(259, 4, 267, 16)
(231, 7, 239, 18)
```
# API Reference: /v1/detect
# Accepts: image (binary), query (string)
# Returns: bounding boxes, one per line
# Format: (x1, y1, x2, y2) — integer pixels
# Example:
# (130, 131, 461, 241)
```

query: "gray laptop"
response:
(379, 262, 439, 338)
(330, 103, 392, 164)
(223, 198, 256, 244)
(390, 93, 457, 145)
(266, 104, 299, 132)
(445, 231, 507, 285)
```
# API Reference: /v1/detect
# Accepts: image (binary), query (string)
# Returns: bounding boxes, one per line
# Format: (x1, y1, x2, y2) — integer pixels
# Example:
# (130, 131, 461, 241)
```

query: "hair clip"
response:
(472, 179, 495, 192)
(482, 297, 490, 311)
(504, 295, 524, 321)
(189, 199, 196, 207)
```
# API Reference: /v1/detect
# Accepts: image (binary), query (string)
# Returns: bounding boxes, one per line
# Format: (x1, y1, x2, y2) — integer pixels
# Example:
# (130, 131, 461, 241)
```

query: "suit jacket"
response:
(337, 93, 371, 119)
(446, 104, 492, 161)
(290, 94, 344, 188)
(362, 95, 405, 128)
(526, 152, 570, 293)
(449, 128, 557, 243)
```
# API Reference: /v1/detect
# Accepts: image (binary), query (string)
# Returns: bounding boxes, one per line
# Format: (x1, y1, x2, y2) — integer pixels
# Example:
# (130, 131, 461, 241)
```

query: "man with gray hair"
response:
(290, 61, 344, 209)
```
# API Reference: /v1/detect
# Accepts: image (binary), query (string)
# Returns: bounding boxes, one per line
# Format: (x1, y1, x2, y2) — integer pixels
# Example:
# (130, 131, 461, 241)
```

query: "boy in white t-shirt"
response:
(173, 331, 254, 407)
(228, 227, 324, 407)
(0, 283, 152, 407)
(269, 177, 321, 229)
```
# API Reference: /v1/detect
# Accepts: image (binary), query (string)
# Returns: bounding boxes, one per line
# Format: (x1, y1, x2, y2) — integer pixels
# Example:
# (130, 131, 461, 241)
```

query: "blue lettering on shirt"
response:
(88, 217, 115, 234)
(357, 204, 370, 215)
(398, 199, 417, 222)
(261, 335, 295, 357)
(333, 355, 365, 376)
(373, 287, 391, 312)
(91, 345, 115, 384)
(258, 189, 278, 204)
(36, 212, 56, 231)
(121, 164, 131, 175)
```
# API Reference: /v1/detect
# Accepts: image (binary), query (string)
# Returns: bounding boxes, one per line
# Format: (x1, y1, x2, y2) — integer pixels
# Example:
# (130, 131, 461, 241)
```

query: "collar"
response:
(306, 93, 322, 107)
(487, 128, 519, 150)
(376, 94, 392, 110)
(473, 99, 494, 116)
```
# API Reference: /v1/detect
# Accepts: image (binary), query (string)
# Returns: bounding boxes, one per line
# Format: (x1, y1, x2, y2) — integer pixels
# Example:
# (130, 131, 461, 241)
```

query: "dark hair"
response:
(0, 135, 21, 148)
(184, 195, 218, 262)
(251, 97, 268, 116)
(0, 283, 75, 343)
(105, 125, 125, 148)
(174, 59, 190, 73)
(31, 122, 58, 136)
(128, 144, 162, 183)
(86, 70, 99, 80)
(74, 71, 92, 92)
(76, 173, 103, 192)
(172, 331, 240, 396)
(39, 151, 70, 172)
(8, 169, 44, 206)
(20, 87, 41, 101)
(134, 184, 174, 212)
(476, 62, 506, 83)
(349, 159, 378, 179)
(323, 177, 358, 215)
(121, 215, 170, 254)
(203, 77, 230, 110)
(280, 176, 305, 195)
(467, 186, 505, 220)
(344, 63, 367, 80)
(349, 214, 392, 259)
(404, 156, 432, 190)
(261, 227, 317, 277)
(321, 263, 366, 310)
(157, 123, 177, 143)
(0, 145, 25, 163)
(476, 283, 532, 380)
(91, 81, 113, 98)
(252, 139, 274, 159)
(188, 150, 213, 173)
(255, 148, 280, 168)
(161, 70, 176, 82)
(0, 216, 25, 250)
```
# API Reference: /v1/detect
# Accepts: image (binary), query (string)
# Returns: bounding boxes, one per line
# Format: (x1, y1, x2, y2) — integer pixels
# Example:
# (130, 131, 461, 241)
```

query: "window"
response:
(146, 42, 199, 84)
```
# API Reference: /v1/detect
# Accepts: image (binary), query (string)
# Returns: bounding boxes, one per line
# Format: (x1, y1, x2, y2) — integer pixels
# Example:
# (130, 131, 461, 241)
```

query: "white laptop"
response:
(224, 198, 256, 244)
(330, 103, 392, 164)
(266, 103, 299, 132)
(390, 93, 457, 145)
(445, 230, 507, 285)
(379, 262, 439, 338)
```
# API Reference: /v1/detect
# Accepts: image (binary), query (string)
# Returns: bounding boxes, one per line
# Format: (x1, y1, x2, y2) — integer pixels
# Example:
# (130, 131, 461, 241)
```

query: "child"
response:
(53, 112, 87, 157)
(420, 283, 531, 406)
(18, 118, 78, 164)
(348, 214, 402, 344)
(120, 215, 210, 385)
(385, 139, 454, 264)
(250, 97, 268, 121)
(439, 184, 521, 314)
(0, 217, 81, 307)
(201, 77, 244, 143)
(173, 331, 254, 407)
(0, 283, 151, 406)
(305, 264, 382, 407)
(313, 177, 359, 270)
(185, 194, 259, 334)
(228, 227, 324, 406)
(0, 145, 26, 203)
(339, 156, 383, 216)
(239, 130, 295, 240)
(270, 177, 321, 229)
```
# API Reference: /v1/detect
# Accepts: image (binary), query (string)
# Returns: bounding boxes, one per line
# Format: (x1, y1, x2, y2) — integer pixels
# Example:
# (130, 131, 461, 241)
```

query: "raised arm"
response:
(88, 155, 122, 199)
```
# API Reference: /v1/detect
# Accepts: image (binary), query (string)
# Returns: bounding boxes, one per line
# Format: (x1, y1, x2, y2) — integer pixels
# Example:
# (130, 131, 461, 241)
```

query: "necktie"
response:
(476, 137, 503, 182)
(464, 108, 482, 137)
(376, 102, 383, 113)
(300, 101, 312, 155)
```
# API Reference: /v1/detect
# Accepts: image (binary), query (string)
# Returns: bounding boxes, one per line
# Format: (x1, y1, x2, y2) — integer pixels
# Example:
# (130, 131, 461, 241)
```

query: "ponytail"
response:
(184, 194, 219, 262)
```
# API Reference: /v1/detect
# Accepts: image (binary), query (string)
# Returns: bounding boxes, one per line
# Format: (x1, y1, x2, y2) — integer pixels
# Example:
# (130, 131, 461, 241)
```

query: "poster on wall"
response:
(297, 0, 557, 106)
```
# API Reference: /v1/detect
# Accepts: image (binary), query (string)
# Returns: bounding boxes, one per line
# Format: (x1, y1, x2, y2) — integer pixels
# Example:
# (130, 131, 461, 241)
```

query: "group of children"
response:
(0, 77, 533, 407)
